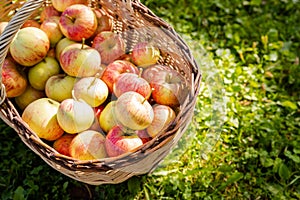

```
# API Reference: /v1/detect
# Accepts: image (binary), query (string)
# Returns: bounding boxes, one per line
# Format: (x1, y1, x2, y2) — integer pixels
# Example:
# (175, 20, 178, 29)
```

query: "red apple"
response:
(9, 27, 50, 66)
(101, 60, 139, 93)
(14, 85, 45, 110)
(118, 53, 132, 62)
(105, 125, 143, 157)
(59, 42, 102, 77)
(21, 19, 40, 28)
(28, 56, 61, 91)
(40, 6, 60, 22)
(113, 72, 151, 99)
(146, 104, 176, 138)
(59, 4, 97, 41)
(69, 130, 107, 160)
(40, 16, 63, 47)
(88, 104, 105, 132)
(22, 98, 64, 141)
(92, 31, 126, 65)
(137, 129, 152, 144)
(142, 64, 188, 107)
(131, 42, 160, 67)
(53, 134, 76, 156)
(114, 91, 154, 130)
(57, 98, 95, 134)
(51, 0, 88, 12)
(92, 8, 113, 36)
(73, 76, 109, 107)
(45, 74, 76, 102)
(2, 57, 27, 98)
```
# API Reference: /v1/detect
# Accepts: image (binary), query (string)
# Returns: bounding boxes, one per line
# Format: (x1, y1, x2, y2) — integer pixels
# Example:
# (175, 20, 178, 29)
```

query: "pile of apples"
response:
(0, 0, 188, 160)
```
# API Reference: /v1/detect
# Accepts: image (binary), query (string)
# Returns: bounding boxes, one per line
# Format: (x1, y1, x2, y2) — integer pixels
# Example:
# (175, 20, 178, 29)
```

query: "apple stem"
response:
(141, 98, 147, 104)
(138, 68, 143, 78)
(81, 38, 86, 49)
(143, 88, 154, 104)
(71, 89, 78, 101)
(88, 73, 100, 90)
(64, 14, 74, 22)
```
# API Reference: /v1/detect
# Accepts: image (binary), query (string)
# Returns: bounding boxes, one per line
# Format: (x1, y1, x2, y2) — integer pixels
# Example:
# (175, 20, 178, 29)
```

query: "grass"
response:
(1, 0, 300, 199)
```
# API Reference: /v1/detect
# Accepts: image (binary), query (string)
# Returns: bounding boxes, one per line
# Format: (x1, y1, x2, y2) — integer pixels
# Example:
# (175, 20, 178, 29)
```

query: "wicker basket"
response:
(0, 0, 201, 185)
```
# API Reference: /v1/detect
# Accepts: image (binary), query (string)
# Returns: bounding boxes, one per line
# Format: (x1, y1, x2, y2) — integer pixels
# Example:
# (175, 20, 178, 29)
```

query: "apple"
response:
(2, 57, 27, 98)
(98, 100, 117, 133)
(88, 105, 105, 132)
(53, 134, 76, 156)
(59, 42, 102, 77)
(21, 19, 40, 28)
(105, 125, 143, 157)
(137, 129, 152, 144)
(51, 0, 88, 12)
(10, 27, 50, 66)
(0, 21, 8, 35)
(142, 64, 188, 107)
(14, 85, 45, 110)
(22, 98, 64, 141)
(146, 104, 176, 138)
(59, 4, 97, 41)
(113, 71, 151, 99)
(101, 60, 139, 93)
(40, 5, 60, 22)
(47, 48, 56, 58)
(114, 91, 154, 130)
(28, 56, 61, 90)
(92, 31, 126, 65)
(55, 37, 76, 60)
(40, 16, 63, 47)
(118, 53, 132, 62)
(69, 130, 107, 160)
(45, 74, 76, 102)
(131, 42, 160, 67)
(73, 76, 109, 107)
(57, 98, 95, 134)
(92, 8, 113, 36)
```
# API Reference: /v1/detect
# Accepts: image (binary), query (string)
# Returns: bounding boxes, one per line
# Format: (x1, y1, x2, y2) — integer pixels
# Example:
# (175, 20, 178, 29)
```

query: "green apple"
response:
(22, 98, 64, 141)
(60, 42, 102, 77)
(45, 74, 76, 102)
(57, 98, 95, 134)
(15, 85, 45, 110)
(114, 91, 154, 130)
(10, 27, 50, 66)
(98, 101, 117, 133)
(55, 37, 77, 60)
(73, 76, 109, 107)
(40, 16, 63, 47)
(28, 56, 61, 90)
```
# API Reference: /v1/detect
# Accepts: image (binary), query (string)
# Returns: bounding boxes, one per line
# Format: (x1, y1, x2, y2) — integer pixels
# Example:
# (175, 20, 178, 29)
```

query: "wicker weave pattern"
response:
(0, 0, 201, 185)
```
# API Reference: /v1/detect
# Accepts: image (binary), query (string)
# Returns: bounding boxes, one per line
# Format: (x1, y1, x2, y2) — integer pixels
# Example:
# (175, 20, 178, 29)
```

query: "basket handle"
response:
(0, 0, 44, 105)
